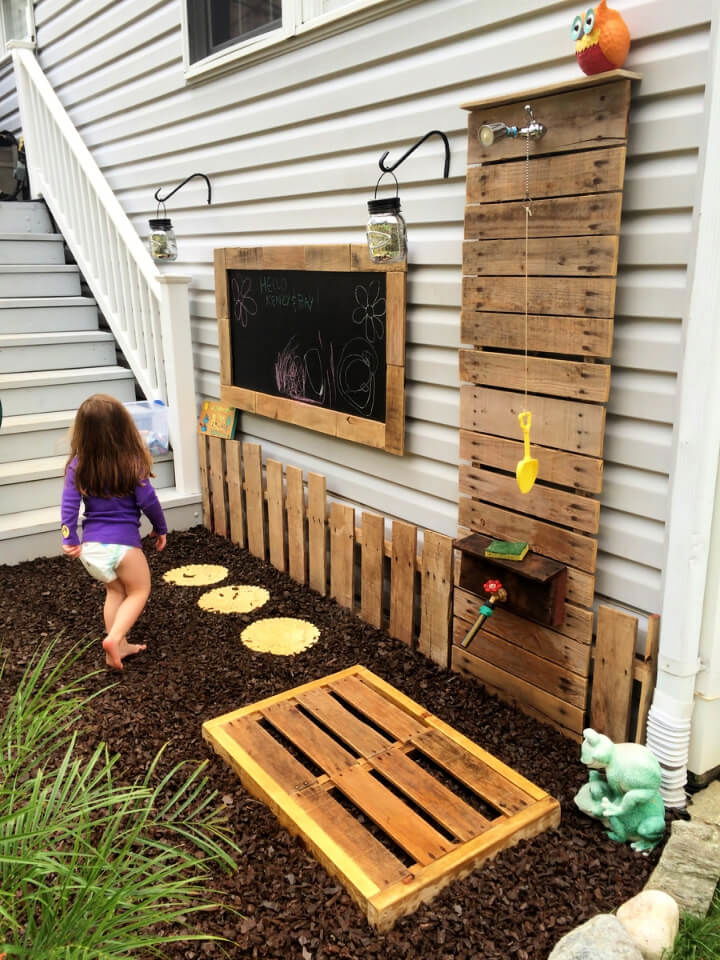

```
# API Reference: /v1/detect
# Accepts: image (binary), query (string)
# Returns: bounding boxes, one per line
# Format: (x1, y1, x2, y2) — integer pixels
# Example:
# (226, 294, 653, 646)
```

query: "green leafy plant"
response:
(665, 889, 720, 960)
(0, 639, 239, 958)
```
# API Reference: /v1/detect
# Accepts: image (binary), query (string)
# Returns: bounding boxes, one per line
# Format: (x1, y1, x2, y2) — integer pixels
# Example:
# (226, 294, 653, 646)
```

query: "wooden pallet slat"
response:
(360, 512, 385, 629)
(389, 520, 417, 646)
(459, 497, 598, 573)
(466, 78, 632, 163)
(370, 748, 489, 840)
(330, 502, 355, 609)
(459, 430, 603, 495)
(590, 605, 637, 742)
(198, 431, 211, 529)
(417, 531, 453, 668)
(460, 348, 611, 403)
(454, 588, 592, 673)
(203, 666, 559, 931)
(330, 673, 427, 742)
(460, 386, 606, 458)
(207, 435, 228, 538)
(242, 441, 266, 560)
(465, 145, 627, 203)
(266, 458, 286, 572)
(224, 439, 246, 547)
(307, 472, 327, 595)
(463, 235, 619, 277)
(463, 275, 615, 320)
(635, 613, 660, 745)
(286, 464, 307, 584)
(262, 700, 355, 775)
(460, 309, 613, 359)
(459, 464, 601, 534)
(411, 728, 532, 816)
(464, 192, 623, 240)
(297, 685, 391, 757)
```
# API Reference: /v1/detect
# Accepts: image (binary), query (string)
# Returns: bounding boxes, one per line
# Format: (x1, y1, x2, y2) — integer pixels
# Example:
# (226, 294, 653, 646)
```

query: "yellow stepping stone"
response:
(241, 617, 320, 656)
(198, 585, 269, 614)
(163, 564, 228, 586)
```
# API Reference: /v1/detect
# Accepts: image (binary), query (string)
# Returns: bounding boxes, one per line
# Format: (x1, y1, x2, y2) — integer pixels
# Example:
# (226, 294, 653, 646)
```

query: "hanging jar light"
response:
(148, 173, 212, 263)
(366, 171, 407, 264)
(148, 204, 178, 262)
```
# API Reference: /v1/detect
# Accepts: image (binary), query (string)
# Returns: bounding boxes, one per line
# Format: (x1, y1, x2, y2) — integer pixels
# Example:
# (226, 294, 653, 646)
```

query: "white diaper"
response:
(80, 542, 131, 583)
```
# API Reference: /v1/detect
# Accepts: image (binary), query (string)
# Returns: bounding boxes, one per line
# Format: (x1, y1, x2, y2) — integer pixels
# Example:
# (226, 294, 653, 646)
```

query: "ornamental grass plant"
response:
(665, 889, 720, 960)
(0, 639, 239, 958)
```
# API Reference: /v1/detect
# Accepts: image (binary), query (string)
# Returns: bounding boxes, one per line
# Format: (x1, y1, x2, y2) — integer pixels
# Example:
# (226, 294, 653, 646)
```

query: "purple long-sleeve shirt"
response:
(61, 457, 168, 548)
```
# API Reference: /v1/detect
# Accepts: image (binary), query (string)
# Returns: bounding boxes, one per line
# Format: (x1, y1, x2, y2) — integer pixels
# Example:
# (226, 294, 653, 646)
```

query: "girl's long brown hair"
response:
(67, 394, 154, 497)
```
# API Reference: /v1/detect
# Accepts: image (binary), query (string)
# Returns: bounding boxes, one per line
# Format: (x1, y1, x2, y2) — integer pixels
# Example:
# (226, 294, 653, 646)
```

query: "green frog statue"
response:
(574, 728, 666, 852)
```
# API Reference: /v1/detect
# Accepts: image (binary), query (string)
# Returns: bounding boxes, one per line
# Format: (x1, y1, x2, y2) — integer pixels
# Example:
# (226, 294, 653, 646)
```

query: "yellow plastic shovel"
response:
(516, 410, 538, 494)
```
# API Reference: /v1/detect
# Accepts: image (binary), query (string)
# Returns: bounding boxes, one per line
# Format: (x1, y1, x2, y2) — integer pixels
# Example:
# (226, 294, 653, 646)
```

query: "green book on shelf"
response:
(484, 540, 529, 561)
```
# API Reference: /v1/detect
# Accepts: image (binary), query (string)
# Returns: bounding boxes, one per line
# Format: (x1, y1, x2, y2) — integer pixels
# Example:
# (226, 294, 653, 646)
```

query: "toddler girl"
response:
(61, 394, 168, 670)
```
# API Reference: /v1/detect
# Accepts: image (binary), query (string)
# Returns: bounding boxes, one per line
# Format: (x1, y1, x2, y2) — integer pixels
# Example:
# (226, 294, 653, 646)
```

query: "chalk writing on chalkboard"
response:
(229, 269, 388, 423)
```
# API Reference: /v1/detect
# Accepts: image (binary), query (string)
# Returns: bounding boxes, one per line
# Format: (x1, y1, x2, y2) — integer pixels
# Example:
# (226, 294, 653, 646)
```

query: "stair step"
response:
(0, 233, 65, 264)
(0, 330, 116, 373)
(0, 452, 175, 515)
(0, 264, 82, 297)
(0, 201, 53, 234)
(0, 365, 136, 417)
(0, 409, 74, 463)
(0, 296, 99, 333)
(0, 490, 202, 564)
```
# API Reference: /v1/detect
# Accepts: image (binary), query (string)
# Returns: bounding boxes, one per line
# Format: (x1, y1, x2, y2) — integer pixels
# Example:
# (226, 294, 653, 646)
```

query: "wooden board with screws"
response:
(456, 71, 638, 737)
(203, 665, 560, 932)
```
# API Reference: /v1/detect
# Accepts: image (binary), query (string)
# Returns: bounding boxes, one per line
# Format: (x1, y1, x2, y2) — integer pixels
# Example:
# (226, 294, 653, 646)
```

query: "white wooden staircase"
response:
(0, 200, 201, 564)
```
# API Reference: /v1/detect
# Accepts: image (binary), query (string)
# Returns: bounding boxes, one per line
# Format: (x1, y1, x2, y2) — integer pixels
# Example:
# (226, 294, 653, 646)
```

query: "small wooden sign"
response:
(197, 400, 238, 439)
(214, 245, 407, 455)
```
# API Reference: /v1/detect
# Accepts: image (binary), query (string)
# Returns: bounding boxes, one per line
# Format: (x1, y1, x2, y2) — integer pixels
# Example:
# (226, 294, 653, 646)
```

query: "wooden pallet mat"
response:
(203, 666, 560, 931)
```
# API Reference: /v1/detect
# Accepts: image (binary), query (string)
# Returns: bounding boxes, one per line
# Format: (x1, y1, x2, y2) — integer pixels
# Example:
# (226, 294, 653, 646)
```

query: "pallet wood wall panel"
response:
(455, 72, 637, 738)
(590, 605, 637, 743)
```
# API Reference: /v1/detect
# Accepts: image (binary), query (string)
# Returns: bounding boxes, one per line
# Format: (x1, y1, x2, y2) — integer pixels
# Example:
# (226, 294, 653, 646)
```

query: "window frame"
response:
(181, 0, 423, 83)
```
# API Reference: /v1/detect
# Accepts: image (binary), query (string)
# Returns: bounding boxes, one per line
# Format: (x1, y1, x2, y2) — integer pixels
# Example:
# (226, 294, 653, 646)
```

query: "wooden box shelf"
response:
(203, 665, 560, 931)
(455, 533, 567, 627)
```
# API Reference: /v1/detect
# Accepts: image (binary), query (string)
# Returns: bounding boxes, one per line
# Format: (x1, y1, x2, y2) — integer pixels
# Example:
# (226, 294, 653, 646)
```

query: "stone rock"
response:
(616, 890, 679, 960)
(645, 818, 720, 917)
(548, 914, 644, 960)
(688, 781, 720, 826)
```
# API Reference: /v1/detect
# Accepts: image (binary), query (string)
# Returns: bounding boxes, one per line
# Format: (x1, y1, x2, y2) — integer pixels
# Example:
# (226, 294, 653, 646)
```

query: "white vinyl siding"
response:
(0, 57, 19, 133)
(28, 0, 713, 616)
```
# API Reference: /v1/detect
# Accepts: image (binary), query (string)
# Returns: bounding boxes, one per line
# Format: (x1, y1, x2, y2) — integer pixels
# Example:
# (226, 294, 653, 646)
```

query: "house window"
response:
(185, 0, 397, 72)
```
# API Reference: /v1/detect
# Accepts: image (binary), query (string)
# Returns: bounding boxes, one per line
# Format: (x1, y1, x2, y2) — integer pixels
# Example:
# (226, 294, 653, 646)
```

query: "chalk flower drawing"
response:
(231, 276, 258, 328)
(352, 282, 385, 343)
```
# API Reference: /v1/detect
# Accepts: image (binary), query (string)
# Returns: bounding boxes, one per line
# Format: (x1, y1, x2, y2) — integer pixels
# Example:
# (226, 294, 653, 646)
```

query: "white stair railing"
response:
(10, 41, 199, 497)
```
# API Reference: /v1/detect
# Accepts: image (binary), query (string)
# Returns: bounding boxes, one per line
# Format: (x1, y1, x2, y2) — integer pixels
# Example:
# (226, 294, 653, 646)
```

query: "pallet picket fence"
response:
(198, 433, 454, 667)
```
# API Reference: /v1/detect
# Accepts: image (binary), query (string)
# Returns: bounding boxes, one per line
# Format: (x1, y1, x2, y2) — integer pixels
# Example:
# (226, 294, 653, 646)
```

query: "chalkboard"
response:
(229, 267, 387, 423)
(216, 246, 407, 455)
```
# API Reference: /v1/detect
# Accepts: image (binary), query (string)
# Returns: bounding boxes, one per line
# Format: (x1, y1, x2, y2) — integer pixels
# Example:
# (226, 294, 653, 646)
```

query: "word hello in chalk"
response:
(260, 274, 316, 312)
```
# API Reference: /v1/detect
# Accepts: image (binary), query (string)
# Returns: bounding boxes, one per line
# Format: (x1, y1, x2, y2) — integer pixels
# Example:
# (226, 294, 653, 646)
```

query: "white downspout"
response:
(646, 0, 720, 806)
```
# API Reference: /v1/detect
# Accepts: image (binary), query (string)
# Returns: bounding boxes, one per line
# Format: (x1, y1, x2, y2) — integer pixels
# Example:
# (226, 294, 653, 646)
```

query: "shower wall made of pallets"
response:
(453, 69, 638, 741)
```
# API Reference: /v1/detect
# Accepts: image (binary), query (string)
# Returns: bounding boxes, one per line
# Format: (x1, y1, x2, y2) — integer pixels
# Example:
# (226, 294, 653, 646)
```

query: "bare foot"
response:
(102, 636, 147, 670)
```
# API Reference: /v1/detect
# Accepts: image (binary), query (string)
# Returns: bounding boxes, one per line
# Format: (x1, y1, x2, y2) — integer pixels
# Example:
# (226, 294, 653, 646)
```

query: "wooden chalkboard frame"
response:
(215, 245, 407, 455)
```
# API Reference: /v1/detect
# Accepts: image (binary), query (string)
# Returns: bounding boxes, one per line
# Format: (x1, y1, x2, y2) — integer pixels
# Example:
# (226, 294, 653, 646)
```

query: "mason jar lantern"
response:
(148, 217, 177, 262)
(366, 172, 407, 264)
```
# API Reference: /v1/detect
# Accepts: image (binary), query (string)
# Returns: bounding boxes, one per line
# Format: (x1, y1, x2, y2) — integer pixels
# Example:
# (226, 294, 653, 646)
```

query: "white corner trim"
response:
(656, 1, 720, 689)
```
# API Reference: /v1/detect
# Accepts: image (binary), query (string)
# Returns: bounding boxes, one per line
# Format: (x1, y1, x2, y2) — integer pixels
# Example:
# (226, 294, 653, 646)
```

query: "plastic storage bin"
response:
(125, 400, 170, 456)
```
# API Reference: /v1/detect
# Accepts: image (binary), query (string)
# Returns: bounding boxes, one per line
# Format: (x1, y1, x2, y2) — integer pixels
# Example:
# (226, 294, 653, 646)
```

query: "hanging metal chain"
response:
(524, 129, 533, 405)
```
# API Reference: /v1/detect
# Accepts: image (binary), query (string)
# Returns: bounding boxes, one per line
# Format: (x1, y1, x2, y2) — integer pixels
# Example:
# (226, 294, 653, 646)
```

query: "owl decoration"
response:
(571, 0, 630, 75)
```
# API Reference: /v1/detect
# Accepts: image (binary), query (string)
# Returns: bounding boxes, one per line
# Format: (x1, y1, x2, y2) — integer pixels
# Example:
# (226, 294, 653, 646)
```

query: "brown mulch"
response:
(0, 526, 678, 960)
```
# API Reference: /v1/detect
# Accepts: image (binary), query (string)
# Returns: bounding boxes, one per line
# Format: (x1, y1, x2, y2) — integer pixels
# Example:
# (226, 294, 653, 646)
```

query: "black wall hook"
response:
(378, 130, 450, 179)
(154, 173, 212, 206)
